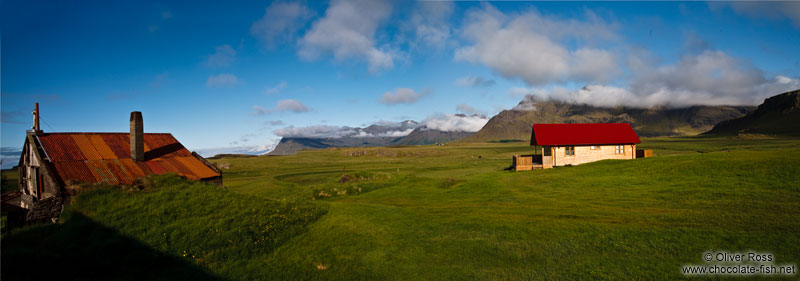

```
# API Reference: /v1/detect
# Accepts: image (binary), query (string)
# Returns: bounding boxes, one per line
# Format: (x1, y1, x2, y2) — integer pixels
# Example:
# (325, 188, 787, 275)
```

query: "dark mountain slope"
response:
(705, 89, 800, 136)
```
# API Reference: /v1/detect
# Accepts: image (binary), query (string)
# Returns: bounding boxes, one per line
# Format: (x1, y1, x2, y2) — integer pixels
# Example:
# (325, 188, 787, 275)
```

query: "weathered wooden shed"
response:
(14, 105, 221, 222)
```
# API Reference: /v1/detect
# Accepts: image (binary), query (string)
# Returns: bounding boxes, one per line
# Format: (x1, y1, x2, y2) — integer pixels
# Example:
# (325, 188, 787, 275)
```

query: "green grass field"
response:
(3, 136, 800, 280)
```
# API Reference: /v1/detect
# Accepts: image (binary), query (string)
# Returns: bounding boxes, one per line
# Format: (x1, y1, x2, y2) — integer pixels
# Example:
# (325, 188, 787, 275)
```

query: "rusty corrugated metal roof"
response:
(37, 133, 220, 185)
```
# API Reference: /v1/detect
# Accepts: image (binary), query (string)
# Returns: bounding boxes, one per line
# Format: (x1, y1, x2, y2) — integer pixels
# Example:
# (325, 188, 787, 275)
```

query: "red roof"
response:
(531, 123, 641, 146)
(36, 133, 220, 185)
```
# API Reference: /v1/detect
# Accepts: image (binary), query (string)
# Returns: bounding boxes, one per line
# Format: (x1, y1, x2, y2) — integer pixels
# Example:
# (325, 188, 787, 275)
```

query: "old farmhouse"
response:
(11, 105, 221, 222)
(513, 123, 645, 171)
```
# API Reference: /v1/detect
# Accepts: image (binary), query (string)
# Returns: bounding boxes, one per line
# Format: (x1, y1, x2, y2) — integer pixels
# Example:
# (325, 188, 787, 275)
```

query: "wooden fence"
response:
(512, 154, 542, 171)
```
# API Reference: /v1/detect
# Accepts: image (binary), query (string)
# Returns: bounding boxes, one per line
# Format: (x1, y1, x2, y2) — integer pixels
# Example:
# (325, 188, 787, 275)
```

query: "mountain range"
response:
(463, 95, 755, 142)
(262, 88, 800, 156)
(268, 118, 477, 155)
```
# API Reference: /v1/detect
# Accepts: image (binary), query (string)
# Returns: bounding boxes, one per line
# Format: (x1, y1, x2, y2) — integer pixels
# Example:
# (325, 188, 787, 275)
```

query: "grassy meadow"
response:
(3, 136, 800, 280)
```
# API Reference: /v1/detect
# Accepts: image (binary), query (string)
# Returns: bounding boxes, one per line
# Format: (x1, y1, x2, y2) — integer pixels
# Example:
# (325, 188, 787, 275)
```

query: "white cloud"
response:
(206, 73, 238, 88)
(206, 45, 236, 67)
(455, 4, 620, 85)
(253, 99, 310, 115)
(456, 103, 482, 115)
(250, 2, 314, 48)
(265, 81, 287, 95)
(379, 88, 428, 105)
(409, 2, 454, 50)
(253, 105, 269, 115)
(513, 51, 800, 108)
(381, 128, 414, 137)
(266, 120, 285, 126)
(421, 114, 489, 132)
(627, 50, 778, 106)
(298, 0, 395, 73)
(276, 99, 310, 112)
(455, 76, 495, 88)
(713, 2, 800, 27)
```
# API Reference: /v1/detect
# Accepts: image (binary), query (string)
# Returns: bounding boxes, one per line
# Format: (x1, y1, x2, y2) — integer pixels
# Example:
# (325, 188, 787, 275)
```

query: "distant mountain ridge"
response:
(268, 137, 402, 156)
(463, 95, 755, 142)
(705, 89, 800, 136)
(393, 126, 474, 145)
(268, 118, 478, 155)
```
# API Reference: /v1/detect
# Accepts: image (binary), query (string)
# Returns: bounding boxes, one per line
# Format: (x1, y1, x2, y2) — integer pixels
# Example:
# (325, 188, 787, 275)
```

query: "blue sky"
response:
(2, 0, 800, 162)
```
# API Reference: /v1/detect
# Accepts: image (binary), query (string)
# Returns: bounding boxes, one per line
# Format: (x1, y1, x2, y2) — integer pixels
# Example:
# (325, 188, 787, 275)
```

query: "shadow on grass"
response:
(1, 212, 225, 281)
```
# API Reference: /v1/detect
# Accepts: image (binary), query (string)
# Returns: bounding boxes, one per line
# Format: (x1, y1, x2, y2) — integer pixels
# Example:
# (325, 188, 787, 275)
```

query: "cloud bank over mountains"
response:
(513, 51, 800, 108)
(274, 114, 489, 139)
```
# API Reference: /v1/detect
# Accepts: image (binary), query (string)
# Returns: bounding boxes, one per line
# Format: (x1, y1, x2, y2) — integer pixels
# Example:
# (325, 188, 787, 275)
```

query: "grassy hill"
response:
(3, 137, 800, 280)
(2, 175, 326, 280)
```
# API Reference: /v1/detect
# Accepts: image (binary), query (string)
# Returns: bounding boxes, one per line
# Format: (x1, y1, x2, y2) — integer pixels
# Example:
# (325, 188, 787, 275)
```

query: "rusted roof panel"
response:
(39, 134, 86, 162)
(118, 158, 146, 179)
(145, 160, 167, 175)
(85, 160, 118, 185)
(53, 161, 96, 183)
(175, 156, 219, 179)
(71, 134, 103, 160)
(106, 159, 134, 184)
(37, 133, 220, 185)
(101, 134, 131, 159)
(88, 134, 117, 159)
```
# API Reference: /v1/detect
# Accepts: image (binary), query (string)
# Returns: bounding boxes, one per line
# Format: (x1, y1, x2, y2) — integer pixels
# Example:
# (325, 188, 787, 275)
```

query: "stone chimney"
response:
(130, 112, 144, 162)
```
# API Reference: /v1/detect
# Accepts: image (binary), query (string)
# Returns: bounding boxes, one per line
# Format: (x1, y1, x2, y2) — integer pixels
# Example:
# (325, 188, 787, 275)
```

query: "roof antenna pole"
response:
(34, 103, 40, 131)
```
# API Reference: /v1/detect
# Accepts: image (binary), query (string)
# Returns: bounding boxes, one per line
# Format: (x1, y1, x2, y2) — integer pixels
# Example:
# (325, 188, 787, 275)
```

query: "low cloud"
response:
(517, 76, 800, 109)
(420, 114, 489, 132)
(511, 48, 800, 108)
(250, 2, 314, 48)
(274, 125, 359, 138)
(379, 88, 428, 105)
(298, 0, 395, 73)
(206, 45, 236, 67)
(206, 73, 239, 88)
(274, 120, 417, 138)
(265, 81, 287, 95)
(455, 76, 496, 88)
(1, 147, 22, 169)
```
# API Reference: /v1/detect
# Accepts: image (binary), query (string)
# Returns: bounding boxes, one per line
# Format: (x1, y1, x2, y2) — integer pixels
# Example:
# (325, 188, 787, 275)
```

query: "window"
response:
(590, 145, 600, 150)
(565, 146, 575, 156)
(615, 145, 625, 154)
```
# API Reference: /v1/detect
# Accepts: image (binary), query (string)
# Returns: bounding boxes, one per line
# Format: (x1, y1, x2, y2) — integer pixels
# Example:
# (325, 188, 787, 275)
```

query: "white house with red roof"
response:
(513, 123, 644, 170)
